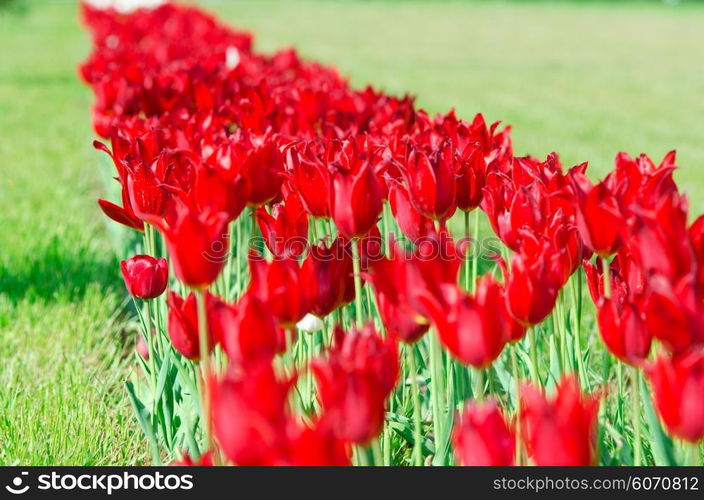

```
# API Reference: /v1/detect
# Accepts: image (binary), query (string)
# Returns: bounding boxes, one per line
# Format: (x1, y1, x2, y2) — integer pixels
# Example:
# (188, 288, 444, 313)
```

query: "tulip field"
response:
(2, 0, 704, 467)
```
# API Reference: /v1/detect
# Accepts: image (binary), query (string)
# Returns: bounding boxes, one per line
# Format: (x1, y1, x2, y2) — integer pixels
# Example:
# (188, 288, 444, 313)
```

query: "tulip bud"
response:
(120, 255, 168, 299)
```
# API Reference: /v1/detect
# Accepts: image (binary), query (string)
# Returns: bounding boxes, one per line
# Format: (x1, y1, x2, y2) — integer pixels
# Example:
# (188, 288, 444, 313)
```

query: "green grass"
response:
(0, 0, 703, 464)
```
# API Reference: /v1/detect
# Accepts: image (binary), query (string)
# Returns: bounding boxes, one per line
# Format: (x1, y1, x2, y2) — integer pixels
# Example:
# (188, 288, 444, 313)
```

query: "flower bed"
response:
(79, 1, 704, 466)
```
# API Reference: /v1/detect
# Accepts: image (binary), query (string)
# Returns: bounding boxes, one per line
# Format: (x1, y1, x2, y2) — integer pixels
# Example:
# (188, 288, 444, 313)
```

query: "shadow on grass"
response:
(0, 233, 121, 304)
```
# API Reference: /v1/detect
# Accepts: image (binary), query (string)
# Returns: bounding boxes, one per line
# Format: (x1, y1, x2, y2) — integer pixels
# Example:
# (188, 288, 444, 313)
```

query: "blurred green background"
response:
(1, 0, 702, 464)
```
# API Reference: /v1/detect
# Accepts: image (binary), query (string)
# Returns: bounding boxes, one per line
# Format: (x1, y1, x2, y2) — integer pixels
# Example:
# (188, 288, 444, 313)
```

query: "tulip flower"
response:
(571, 173, 623, 257)
(285, 423, 351, 466)
(166, 290, 226, 360)
(520, 376, 600, 466)
(388, 182, 434, 243)
(248, 254, 309, 328)
(503, 235, 562, 327)
(365, 244, 430, 343)
(242, 137, 285, 207)
(645, 351, 704, 443)
(300, 237, 354, 318)
(400, 141, 457, 221)
(120, 254, 168, 299)
(455, 146, 486, 212)
(210, 362, 295, 465)
(312, 324, 399, 444)
(172, 451, 214, 466)
(329, 159, 383, 239)
(285, 141, 332, 218)
(419, 277, 510, 368)
(452, 400, 515, 466)
(155, 198, 230, 290)
(220, 292, 285, 366)
(257, 191, 309, 259)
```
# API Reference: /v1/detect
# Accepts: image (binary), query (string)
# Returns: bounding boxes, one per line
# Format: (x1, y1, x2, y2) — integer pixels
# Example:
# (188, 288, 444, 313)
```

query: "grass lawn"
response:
(1, 0, 703, 465)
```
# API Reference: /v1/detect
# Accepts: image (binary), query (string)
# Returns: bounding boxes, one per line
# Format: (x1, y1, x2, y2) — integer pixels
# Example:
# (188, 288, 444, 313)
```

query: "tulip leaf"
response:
(640, 376, 677, 466)
(125, 380, 161, 465)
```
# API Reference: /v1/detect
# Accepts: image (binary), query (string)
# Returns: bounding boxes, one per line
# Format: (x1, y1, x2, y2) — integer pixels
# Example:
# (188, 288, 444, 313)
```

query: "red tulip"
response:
(520, 376, 600, 466)
(257, 191, 309, 259)
(166, 290, 225, 360)
(300, 237, 354, 318)
(172, 451, 214, 466)
(330, 159, 383, 239)
(400, 141, 457, 221)
(645, 351, 704, 443)
(248, 254, 309, 328)
(312, 324, 399, 444)
(388, 182, 434, 242)
(455, 146, 486, 212)
(285, 141, 332, 218)
(284, 422, 351, 466)
(120, 254, 168, 299)
(155, 199, 229, 290)
(419, 277, 510, 368)
(452, 399, 515, 466)
(503, 236, 562, 326)
(210, 362, 294, 465)
(596, 298, 651, 366)
(221, 293, 285, 366)
(242, 137, 285, 207)
(571, 173, 622, 257)
(365, 244, 430, 344)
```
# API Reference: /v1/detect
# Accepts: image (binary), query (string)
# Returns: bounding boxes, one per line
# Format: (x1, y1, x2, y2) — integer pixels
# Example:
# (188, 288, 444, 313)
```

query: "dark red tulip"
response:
(257, 191, 309, 259)
(210, 362, 294, 465)
(285, 423, 351, 466)
(401, 141, 457, 221)
(285, 142, 332, 218)
(221, 292, 285, 366)
(571, 173, 622, 257)
(193, 161, 250, 223)
(452, 399, 515, 466)
(645, 351, 704, 443)
(455, 146, 486, 212)
(243, 137, 285, 207)
(419, 277, 510, 368)
(166, 290, 224, 361)
(520, 376, 600, 466)
(388, 182, 434, 242)
(300, 237, 354, 318)
(330, 160, 383, 239)
(503, 236, 562, 327)
(172, 451, 214, 466)
(248, 254, 309, 328)
(120, 254, 168, 299)
(155, 199, 229, 290)
(312, 324, 399, 444)
(365, 244, 430, 344)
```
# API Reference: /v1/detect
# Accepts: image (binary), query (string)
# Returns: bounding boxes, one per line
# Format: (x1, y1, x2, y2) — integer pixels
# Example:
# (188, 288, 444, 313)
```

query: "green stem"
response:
(351, 240, 364, 328)
(428, 333, 448, 465)
(408, 346, 423, 466)
(511, 345, 523, 465)
(601, 257, 611, 299)
(471, 209, 480, 294)
(473, 368, 484, 401)
(631, 366, 642, 466)
(529, 327, 540, 385)
(196, 290, 212, 450)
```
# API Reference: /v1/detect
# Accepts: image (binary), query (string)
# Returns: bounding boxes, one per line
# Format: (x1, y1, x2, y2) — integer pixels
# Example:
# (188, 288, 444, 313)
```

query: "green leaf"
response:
(640, 376, 677, 466)
(125, 381, 162, 465)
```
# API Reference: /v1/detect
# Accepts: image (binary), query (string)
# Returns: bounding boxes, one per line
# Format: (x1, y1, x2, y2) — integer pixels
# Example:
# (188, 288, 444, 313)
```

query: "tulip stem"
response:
(351, 239, 364, 327)
(473, 368, 484, 401)
(511, 345, 523, 466)
(471, 209, 480, 294)
(195, 290, 212, 451)
(529, 328, 540, 385)
(407, 346, 423, 466)
(428, 333, 448, 465)
(631, 366, 642, 466)
(690, 444, 701, 467)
